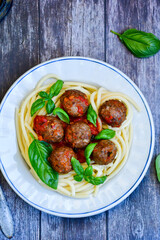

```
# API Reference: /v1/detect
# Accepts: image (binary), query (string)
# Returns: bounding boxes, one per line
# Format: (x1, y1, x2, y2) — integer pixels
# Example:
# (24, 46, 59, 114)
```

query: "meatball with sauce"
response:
(93, 140, 117, 165)
(99, 99, 127, 127)
(60, 89, 89, 117)
(34, 115, 64, 143)
(65, 121, 91, 148)
(49, 146, 76, 173)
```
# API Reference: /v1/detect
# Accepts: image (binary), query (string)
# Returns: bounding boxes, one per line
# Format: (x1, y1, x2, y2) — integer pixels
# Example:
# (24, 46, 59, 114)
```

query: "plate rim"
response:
(0, 56, 155, 218)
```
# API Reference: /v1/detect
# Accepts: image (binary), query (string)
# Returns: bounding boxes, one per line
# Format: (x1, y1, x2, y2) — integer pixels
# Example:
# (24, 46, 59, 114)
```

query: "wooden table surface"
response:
(0, 0, 160, 239)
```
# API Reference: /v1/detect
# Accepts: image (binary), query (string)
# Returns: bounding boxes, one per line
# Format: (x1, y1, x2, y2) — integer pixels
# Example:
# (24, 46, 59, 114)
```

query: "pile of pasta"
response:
(16, 74, 140, 198)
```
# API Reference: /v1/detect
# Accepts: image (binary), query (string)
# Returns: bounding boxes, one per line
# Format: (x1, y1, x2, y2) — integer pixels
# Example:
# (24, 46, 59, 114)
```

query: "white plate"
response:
(0, 57, 155, 218)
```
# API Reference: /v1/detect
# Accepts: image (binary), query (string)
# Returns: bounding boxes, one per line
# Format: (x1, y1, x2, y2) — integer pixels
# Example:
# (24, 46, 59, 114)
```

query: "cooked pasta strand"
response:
(16, 74, 139, 198)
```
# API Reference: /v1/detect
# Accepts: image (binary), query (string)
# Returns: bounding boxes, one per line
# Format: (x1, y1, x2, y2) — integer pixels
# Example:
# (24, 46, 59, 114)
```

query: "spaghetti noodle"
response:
(16, 74, 140, 198)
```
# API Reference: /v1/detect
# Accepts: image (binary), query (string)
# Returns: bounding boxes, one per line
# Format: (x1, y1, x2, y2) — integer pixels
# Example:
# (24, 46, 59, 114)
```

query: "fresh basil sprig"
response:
(84, 143, 97, 165)
(46, 99, 55, 114)
(73, 174, 83, 182)
(87, 104, 97, 127)
(28, 137, 58, 189)
(53, 107, 70, 124)
(38, 91, 50, 100)
(95, 129, 115, 140)
(84, 175, 107, 185)
(84, 166, 93, 176)
(31, 79, 63, 116)
(49, 79, 63, 98)
(156, 154, 160, 182)
(71, 157, 84, 175)
(71, 157, 107, 185)
(31, 99, 46, 116)
(111, 29, 160, 58)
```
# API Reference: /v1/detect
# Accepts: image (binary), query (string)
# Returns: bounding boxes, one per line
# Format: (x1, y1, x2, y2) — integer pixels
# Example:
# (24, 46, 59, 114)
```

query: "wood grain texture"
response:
(41, 214, 107, 240)
(39, 1, 107, 239)
(106, 0, 160, 239)
(0, 0, 40, 239)
(39, 0, 105, 61)
(0, 0, 160, 239)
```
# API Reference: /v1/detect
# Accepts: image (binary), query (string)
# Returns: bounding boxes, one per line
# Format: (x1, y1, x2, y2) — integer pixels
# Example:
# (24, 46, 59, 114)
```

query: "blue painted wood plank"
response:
(106, 0, 160, 239)
(0, 0, 40, 239)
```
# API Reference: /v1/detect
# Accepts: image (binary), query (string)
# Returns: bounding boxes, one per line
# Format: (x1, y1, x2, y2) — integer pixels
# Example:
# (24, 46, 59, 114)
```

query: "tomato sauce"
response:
(70, 114, 99, 136)
(34, 113, 100, 163)
(77, 95, 89, 106)
(34, 115, 48, 135)
(76, 149, 86, 163)
(51, 140, 66, 150)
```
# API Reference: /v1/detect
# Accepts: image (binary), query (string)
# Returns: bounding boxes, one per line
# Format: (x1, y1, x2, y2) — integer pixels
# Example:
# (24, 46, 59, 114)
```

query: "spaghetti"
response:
(16, 74, 140, 198)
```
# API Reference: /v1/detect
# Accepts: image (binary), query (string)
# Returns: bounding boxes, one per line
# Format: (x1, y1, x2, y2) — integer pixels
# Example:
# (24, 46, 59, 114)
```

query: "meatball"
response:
(49, 146, 76, 173)
(34, 115, 64, 143)
(99, 99, 127, 127)
(65, 122, 91, 148)
(60, 89, 89, 117)
(93, 140, 117, 165)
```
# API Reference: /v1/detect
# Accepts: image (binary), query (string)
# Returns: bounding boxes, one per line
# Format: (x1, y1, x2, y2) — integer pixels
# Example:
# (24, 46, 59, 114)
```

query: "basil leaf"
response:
(84, 143, 97, 165)
(28, 139, 58, 189)
(156, 154, 160, 182)
(74, 174, 83, 182)
(84, 166, 93, 176)
(46, 99, 55, 114)
(53, 107, 70, 124)
(71, 157, 84, 175)
(87, 104, 97, 127)
(84, 175, 107, 185)
(95, 129, 115, 140)
(31, 99, 45, 117)
(38, 91, 49, 100)
(49, 80, 63, 98)
(41, 140, 53, 154)
(111, 29, 160, 58)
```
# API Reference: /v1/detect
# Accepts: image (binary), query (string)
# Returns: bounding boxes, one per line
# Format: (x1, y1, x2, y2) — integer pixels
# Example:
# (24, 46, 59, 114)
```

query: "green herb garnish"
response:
(31, 99, 45, 117)
(111, 29, 160, 58)
(31, 79, 63, 116)
(84, 143, 97, 165)
(156, 154, 160, 182)
(53, 107, 70, 124)
(73, 174, 84, 182)
(84, 166, 93, 176)
(87, 104, 97, 127)
(71, 157, 84, 175)
(71, 157, 107, 186)
(95, 129, 115, 140)
(84, 175, 107, 185)
(28, 137, 58, 189)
